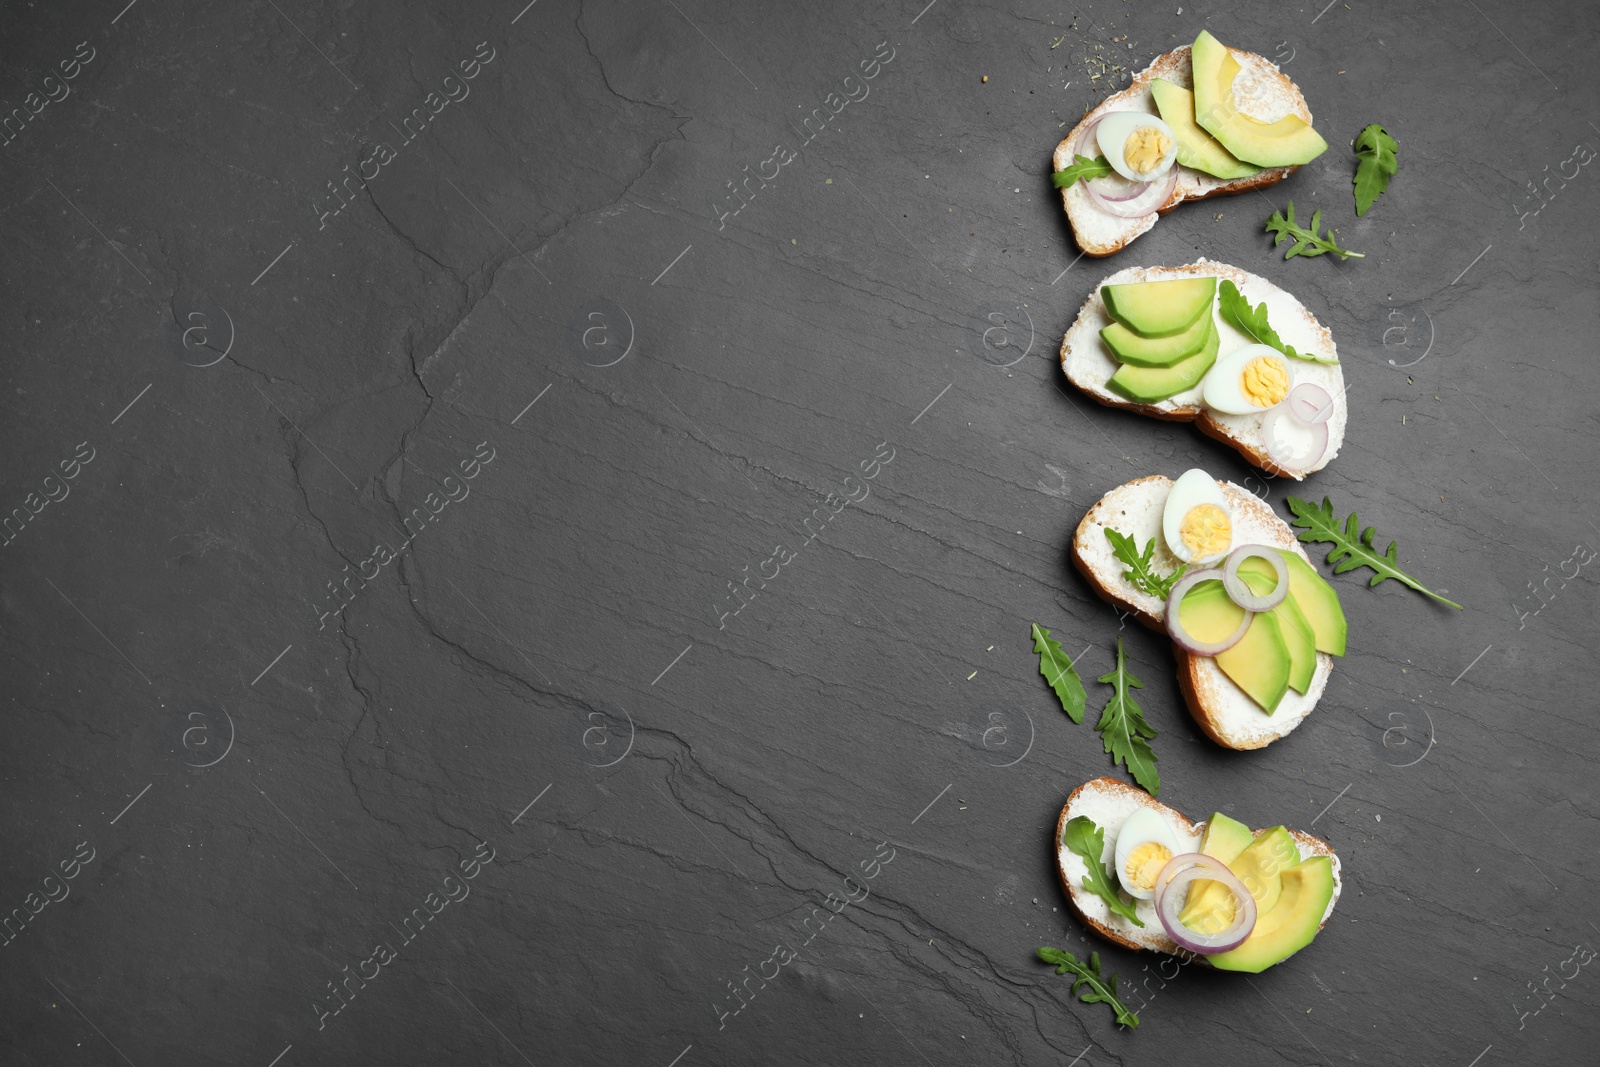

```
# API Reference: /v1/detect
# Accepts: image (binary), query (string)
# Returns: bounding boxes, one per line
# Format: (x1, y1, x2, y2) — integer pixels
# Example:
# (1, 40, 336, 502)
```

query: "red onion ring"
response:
(1086, 165, 1179, 218)
(1087, 172, 1153, 202)
(1285, 382, 1335, 426)
(1154, 853, 1258, 955)
(1164, 570, 1253, 655)
(1067, 115, 1104, 168)
(1261, 406, 1331, 473)
(1222, 545, 1289, 611)
(1068, 115, 1107, 164)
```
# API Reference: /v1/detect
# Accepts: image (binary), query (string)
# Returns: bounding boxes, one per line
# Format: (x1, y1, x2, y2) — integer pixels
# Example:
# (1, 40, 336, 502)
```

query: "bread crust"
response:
(1175, 649, 1254, 749)
(1054, 44, 1314, 257)
(1053, 777, 1340, 960)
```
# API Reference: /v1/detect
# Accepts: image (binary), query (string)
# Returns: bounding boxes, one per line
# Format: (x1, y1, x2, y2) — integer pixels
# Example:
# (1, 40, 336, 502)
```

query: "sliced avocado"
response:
(1190, 31, 1328, 168)
(1197, 812, 1256, 866)
(1174, 575, 1246, 644)
(1273, 596, 1318, 695)
(1277, 550, 1347, 657)
(1237, 558, 1316, 695)
(1102, 276, 1218, 337)
(1108, 317, 1218, 402)
(1100, 307, 1212, 368)
(1209, 855, 1335, 973)
(1180, 824, 1299, 934)
(1178, 812, 1258, 934)
(1230, 826, 1301, 912)
(1215, 607, 1291, 714)
(1149, 78, 1260, 181)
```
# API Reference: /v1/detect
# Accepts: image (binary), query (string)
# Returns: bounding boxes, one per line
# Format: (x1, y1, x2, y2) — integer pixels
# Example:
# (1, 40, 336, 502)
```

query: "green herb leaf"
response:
(1095, 638, 1161, 795)
(1037, 946, 1141, 1029)
(1061, 816, 1145, 927)
(1053, 154, 1114, 189)
(1103, 528, 1187, 601)
(1265, 201, 1365, 261)
(1216, 279, 1338, 365)
(1285, 495, 1463, 610)
(1032, 623, 1087, 724)
(1352, 124, 1399, 217)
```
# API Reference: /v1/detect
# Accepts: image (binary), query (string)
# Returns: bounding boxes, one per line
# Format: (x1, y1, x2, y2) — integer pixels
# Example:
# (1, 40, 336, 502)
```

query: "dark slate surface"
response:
(2, 1, 1596, 1064)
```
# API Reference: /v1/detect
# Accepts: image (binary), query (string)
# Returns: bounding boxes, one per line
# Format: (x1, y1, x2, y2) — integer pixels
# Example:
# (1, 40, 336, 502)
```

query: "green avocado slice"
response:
(1107, 317, 1218, 403)
(1178, 812, 1258, 932)
(1196, 812, 1256, 866)
(1237, 557, 1317, 695)
(1276, 550, 1347, 657)
(1214, 606, 1292, 714)
(1181, 825, 1298, 933)
(1191, 31, 1328, 168)
(1175, 575, 1291, 714)
(1102, 276, 1218, 337)
(1100, 307, 1212, 368)
(1149, 78, 1260, 181)
(1209, 855, 1335, 973)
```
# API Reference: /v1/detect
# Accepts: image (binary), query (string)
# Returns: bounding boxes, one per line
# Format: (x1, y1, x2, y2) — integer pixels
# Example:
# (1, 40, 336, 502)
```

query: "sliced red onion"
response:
(1222, 545, 1289, 611)
(1164, 569, 1253, 655)
(1087, 171, 1153, 202)
(1261, 406, 1331, 473)
(1154, 853, 1258, 955)
(1086, 165, 1178, 218)
(1071, 138, 1155, 207)
(1067, 115, 1104, 166)
(1285, 382, 1335, 426)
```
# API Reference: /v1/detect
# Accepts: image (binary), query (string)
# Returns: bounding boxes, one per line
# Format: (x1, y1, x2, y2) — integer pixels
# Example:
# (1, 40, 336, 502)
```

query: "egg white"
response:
(1112, 807, 1184, 900)
(1161, 468, 1234, 564)
(1204, 344, 1295, 416)
(1095, 111, 1179, 182)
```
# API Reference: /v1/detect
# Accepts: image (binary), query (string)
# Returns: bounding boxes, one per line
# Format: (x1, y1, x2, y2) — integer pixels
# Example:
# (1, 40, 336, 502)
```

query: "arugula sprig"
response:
(1217, 279, 1338, 365)
(1037, 946, 1141, 1029)
(1096, 638, 1160, 795)
(1053, 154, 1114, 189)
(1103, 528, 1186, 601)
(1061, 816, 1144, 927)
(1032, 623, 1087, 723)
(1285, 496, 1463, 610)
(1352, 124, 1399, 217)
(1265, 201, 1364, 261)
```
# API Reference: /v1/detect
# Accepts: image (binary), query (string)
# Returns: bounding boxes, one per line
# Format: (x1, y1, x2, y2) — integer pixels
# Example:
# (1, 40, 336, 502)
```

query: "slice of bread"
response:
(1072, 474, 1333, 749)
(1054, 776, 1341, 958)
(1060, 259, 1344, 479)
(1054, 43, 1312, 257)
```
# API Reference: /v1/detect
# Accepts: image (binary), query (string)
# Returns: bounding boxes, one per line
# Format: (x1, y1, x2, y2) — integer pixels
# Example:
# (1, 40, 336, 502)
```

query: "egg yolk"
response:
(1241, 356, 1291, 408)
(1179, 503, 1232, 559)
(1124, 841, 1174, 893)
(1123, 126, 1174, 176)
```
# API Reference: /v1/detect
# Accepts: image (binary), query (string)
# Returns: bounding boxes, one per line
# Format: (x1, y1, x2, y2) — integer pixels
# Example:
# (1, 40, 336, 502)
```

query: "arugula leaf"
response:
(1032, 623, 1087, 724)
(1103, 528, 1186, 601)
(1352, 124, 1399, 217)
(1265, 201, 1364, 261)
(1216, 279, 1338, 365)
(1095, 638, 1160, 795)
(1285, 496, 1463, 610)
(1037, 946, 1141, 1029)
(1053, 154, 1114, 189)
(1062, 816, 1145, 927)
